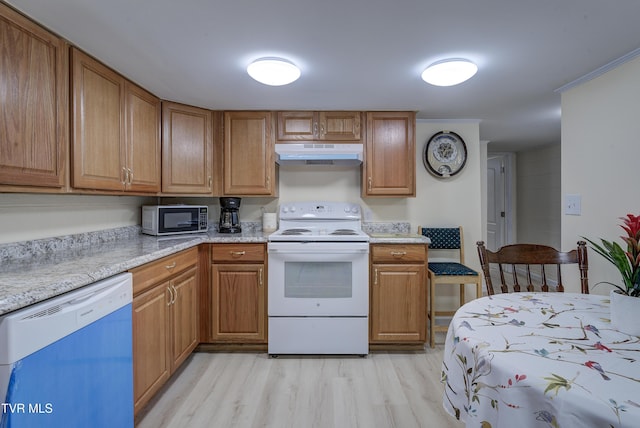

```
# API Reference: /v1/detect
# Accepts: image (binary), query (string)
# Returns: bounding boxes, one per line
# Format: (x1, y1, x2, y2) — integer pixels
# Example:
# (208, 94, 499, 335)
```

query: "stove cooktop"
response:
(268, 226, 370, 242)
(268, 201, 370, 242)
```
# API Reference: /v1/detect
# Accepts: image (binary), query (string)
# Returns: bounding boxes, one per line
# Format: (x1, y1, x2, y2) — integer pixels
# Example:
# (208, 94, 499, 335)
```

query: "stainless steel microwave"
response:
(142, 205, 208, 236)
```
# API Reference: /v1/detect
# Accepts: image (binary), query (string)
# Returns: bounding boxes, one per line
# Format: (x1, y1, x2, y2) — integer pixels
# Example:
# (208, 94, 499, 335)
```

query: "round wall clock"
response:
(423, 131, 467, 178)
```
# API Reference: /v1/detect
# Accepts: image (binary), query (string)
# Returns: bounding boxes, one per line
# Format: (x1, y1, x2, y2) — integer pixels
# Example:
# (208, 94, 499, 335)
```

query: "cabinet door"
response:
(319, 111, 361, 141)
(162, 102, 213, 194)
(125, 82, 161, 192)
(364, 112, 415, 197)
(276, 111, 316, 141)
(210, 263, 266, 342)
(223, 111, 275, 195)
(169, 266, 199, 371)
(71, 48, 126, 191)
(0, 4, 68, 188)
(276, 111, 361, 142)
(133, 283, 171, 415)
(370, 264, 426, 342)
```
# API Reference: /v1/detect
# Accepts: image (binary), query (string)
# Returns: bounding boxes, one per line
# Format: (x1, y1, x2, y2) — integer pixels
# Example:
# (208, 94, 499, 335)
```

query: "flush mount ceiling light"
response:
(247, 57, 301, 86)
(421, 59, 478, 86)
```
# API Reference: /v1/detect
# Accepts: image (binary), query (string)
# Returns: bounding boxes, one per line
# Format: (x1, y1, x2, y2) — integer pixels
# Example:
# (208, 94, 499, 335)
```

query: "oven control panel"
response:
(279, 202, 361, 220)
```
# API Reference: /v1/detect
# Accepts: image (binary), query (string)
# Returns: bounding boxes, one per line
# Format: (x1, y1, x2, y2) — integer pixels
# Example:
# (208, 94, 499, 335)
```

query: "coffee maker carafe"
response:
(219, 197, 241, 233)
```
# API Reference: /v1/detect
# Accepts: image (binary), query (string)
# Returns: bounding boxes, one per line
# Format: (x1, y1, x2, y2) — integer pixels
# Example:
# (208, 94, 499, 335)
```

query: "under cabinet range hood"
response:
(275, 143, 363, 165)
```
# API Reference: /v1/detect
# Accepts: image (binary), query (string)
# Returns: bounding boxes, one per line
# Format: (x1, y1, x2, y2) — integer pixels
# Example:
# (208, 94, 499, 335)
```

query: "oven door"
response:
(268, 242, 369, 316)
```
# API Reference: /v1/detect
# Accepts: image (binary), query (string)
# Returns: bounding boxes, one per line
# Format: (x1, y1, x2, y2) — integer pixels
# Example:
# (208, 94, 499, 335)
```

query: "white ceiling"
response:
(6, 0, 640, 151)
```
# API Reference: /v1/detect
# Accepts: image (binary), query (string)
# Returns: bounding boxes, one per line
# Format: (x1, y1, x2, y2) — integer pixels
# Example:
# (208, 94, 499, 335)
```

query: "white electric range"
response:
(267, 201, 370, 356)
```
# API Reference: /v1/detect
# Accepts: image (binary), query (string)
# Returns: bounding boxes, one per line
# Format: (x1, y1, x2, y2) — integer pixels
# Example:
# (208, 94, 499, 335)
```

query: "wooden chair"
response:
(419, 226, 482, 348)
(476, 241, 589, 295)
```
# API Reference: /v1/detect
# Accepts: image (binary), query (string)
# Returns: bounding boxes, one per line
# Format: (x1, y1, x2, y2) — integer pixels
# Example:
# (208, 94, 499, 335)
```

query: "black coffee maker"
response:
(218, 197, 241, 233)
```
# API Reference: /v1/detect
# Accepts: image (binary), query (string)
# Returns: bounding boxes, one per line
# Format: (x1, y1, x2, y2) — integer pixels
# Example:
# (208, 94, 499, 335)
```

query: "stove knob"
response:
(344, 207, 350, 213)
(282, 206, 289, 213)
(351, 206, 359, 213)
(290, 206, 296, 213)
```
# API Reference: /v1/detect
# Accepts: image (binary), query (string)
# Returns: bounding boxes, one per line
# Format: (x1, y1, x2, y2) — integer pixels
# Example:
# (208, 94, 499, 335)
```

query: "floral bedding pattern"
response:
(441, 293, 640, 428)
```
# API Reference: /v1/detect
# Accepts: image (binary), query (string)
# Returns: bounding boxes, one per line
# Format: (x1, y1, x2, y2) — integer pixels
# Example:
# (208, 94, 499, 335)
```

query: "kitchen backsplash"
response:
(0, 226, 142, 263)
(362, 222, 411, 234)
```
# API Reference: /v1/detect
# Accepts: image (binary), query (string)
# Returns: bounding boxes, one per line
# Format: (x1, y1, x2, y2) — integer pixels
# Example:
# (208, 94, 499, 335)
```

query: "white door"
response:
(487, 155, 506, 251)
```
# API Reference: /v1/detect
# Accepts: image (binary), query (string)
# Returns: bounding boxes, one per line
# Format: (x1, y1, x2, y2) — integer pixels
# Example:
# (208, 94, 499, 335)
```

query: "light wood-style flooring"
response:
(135, 347, 463, 428)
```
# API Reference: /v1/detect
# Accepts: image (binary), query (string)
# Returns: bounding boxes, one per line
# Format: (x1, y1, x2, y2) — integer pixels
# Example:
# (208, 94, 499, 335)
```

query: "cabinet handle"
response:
(230, 251, 246, 257)
(266, 176, 271, 188)
(390, 251, 407, 257)
(320, 123, 325, 136)
(122, 167, 127, 186)
(128, 168, 133, 185)
(259, 267, 263, 287)
(374, 268, 378, 285)
(368, 177, 372, 191)
(313, 122, 318, 137)
(171, 285, 178, 304)
(165, 261, 177, 270)
(166, 286, 174, 306)
(208, 176, 212, 188)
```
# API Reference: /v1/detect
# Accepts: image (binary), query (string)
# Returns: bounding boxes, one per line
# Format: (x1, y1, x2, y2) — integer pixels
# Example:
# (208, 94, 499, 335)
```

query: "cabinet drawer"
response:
(131, 247, 198, 295)
(371, 244, 427, 263)
(211, 244, 265, 263)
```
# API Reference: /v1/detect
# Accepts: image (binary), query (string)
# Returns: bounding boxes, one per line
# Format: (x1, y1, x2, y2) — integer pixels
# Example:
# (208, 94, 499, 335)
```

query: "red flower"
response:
(584, 213, 640, 296)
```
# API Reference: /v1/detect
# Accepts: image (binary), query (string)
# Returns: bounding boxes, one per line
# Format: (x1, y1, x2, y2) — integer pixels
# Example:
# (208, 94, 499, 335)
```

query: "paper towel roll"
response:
(262, 213, 277, 232)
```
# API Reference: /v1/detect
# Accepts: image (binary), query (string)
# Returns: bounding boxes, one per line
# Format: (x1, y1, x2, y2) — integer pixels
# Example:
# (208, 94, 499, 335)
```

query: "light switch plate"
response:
(565, 194, 581, 215)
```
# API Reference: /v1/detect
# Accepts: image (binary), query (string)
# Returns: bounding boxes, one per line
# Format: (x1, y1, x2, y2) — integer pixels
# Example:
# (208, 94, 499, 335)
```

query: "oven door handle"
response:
(268, 248, 369, 254)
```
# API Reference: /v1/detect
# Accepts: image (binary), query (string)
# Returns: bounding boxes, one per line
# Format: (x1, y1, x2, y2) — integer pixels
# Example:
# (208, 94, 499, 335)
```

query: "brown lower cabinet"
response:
(130, 241, 428, 414)
(369, 244, 428, 345)
(131, 247, 199, 415)
(208, 243, 267, 343)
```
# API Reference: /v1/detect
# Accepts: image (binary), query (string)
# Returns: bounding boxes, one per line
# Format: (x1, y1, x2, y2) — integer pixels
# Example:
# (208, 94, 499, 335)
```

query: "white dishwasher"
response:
(0, 272, 133, 428)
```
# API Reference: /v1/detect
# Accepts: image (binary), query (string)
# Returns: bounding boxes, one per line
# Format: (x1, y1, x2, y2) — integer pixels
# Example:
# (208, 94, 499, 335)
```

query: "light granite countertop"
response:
(0, 228, 270, 316)
(367, 233, 430, 244)
(0, 222, 428, 316)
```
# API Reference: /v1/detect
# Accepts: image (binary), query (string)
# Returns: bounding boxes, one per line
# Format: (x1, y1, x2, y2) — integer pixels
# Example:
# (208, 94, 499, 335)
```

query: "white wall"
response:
(0, 194, 154, 244)
(516, 144, 561, 248)
(561, 55, 640, 294)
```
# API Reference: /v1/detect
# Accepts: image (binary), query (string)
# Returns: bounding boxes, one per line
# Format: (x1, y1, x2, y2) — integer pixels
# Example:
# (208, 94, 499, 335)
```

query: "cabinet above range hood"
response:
(275, 143, 363, 165)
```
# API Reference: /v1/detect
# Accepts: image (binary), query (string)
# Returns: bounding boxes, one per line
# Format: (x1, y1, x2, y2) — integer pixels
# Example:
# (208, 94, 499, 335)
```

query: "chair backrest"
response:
(419, 226, 465, 263)
(476, 241, 589, 295)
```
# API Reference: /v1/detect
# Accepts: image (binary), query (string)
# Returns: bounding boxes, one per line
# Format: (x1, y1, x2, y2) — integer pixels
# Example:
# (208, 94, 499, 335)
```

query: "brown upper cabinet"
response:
(276, 111, 361, 142)
(363, 111, 416, 197)
(161, 102, 213, 194)
(71, 48, 161, 193)
(0, 4, 68, 190)
(223, 111, 276, 196)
